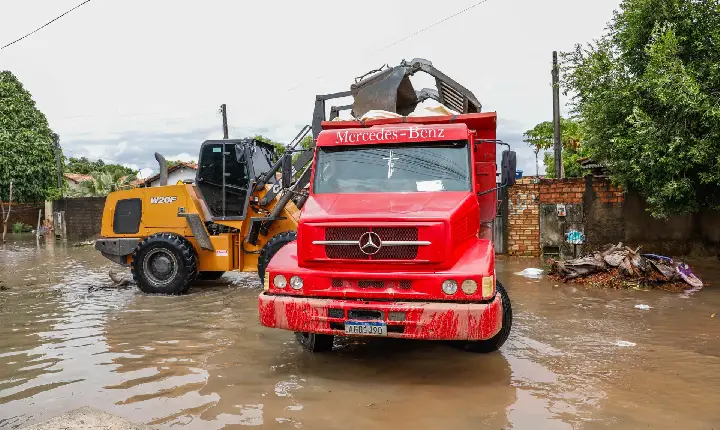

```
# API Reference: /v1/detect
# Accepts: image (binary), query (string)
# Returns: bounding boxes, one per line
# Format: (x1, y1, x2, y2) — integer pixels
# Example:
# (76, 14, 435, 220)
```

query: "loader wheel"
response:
(257, 231, 297, 283)
(454, 281, 513, 353)
(197, 271, 225, 281)
(295, 332, 334, 353)
(131, 233, 198, 295)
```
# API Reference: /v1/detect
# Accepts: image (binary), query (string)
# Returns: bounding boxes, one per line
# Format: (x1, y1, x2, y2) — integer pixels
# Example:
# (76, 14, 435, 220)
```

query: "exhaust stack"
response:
(154, 152, 168, 186)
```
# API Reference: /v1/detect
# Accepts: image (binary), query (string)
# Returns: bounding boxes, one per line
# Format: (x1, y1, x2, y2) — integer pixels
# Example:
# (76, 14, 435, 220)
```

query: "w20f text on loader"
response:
(95, 58, 517, 353)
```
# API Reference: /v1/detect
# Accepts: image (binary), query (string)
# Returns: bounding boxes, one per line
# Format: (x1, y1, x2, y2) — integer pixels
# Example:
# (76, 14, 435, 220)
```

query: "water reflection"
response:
(0, 243, 719, 429)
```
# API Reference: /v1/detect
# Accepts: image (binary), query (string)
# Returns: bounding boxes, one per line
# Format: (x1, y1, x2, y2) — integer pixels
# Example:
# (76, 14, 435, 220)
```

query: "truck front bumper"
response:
(258, 293, 503, 341)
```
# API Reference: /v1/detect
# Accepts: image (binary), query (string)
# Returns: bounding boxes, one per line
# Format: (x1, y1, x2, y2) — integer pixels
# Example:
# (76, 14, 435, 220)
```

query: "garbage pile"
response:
(548, 243, 703, 291)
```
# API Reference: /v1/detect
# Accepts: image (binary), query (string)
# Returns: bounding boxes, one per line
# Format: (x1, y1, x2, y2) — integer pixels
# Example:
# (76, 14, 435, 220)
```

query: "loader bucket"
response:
(351, 67, 419, 118)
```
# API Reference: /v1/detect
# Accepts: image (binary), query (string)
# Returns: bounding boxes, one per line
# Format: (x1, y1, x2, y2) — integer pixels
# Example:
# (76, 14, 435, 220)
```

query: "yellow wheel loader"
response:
(95, 132, 309, 294)
(95, 57, 484, 295)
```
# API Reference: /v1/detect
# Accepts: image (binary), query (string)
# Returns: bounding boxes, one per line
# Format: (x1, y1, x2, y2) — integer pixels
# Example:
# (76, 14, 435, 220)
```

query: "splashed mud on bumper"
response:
(258, 293, 502, 340)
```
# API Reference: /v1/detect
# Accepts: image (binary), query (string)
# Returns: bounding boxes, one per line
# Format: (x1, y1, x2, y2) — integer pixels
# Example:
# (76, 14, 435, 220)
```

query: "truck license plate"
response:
(344, 321, 387, 336)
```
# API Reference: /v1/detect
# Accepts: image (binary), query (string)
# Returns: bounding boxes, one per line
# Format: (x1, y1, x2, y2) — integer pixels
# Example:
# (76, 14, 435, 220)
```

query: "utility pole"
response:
(552, 51, 562, 178)
(52, 133, 63, 195)
(220, 104, 229, 139)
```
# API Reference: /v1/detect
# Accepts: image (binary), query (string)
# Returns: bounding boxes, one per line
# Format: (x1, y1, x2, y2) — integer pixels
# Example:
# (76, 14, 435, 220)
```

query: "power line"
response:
(1, 0, 95, 51)
(285, 0, 492, 92)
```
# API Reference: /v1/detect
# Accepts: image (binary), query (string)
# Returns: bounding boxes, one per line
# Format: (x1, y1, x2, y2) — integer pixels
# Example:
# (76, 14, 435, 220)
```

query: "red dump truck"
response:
(258, 58, 516, 352)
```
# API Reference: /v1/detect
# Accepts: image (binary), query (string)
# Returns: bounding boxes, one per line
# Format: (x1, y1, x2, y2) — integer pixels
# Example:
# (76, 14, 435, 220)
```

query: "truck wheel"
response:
(131, 233, 198, 295)
(257, 231, 297, 283)
(197, 271, 225, 281)
(295, 332, 334, 352)
(456, 281, 513, 353)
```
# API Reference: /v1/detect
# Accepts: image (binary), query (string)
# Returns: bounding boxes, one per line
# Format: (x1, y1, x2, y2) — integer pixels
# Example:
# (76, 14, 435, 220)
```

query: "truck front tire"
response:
(131, 233, 198, 295)
(455, 281, 512, 353)
(295, 332, 334, 352)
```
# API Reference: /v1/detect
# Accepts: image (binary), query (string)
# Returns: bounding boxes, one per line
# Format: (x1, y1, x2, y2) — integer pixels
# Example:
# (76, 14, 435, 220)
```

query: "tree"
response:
(562, 0, 720, 217)
(68, 171, 137, 197)
(65, 156, 136, 177)
(0, 71, 60, 203)
(523, 117, 584, 177)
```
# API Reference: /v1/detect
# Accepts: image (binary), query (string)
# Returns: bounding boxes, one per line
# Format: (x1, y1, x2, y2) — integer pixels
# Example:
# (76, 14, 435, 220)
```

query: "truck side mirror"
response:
(281, 154, 293, 189)
(501, 150, 517, 186)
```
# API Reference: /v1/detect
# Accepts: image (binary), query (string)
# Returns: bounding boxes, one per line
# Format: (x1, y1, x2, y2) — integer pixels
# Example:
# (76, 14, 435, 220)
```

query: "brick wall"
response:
(3, 203, 45, 231)
(507, 178, 540, 256)
(53, 197, 107, 240)
(507, 176, 625, 257)
(539, 178, 586, 204)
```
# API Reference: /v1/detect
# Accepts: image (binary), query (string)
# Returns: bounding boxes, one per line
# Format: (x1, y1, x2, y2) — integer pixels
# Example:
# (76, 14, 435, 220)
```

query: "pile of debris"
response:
(548, 243, 703, 292)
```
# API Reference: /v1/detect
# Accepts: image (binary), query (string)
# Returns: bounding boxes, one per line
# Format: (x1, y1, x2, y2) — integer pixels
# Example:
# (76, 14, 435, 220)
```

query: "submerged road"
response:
(0, 239, 719, 429)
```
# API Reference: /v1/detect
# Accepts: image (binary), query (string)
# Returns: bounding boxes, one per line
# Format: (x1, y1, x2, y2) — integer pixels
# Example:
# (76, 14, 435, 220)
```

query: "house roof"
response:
(139, 161, 198, 186)
(64, 173, 93, 183)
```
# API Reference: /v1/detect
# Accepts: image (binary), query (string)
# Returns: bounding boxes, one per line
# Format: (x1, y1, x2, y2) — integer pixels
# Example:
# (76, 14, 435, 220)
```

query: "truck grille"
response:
(331, 279, 412, 289)
(324, 227, 419, 260)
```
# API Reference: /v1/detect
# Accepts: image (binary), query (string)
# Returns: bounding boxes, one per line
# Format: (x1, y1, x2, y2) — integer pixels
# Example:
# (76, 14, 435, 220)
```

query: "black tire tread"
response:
(295, 332, 334, 352)
(459, 281, 512, 353)
(257, 231, 297, 282)
(130, 232, 198, 295)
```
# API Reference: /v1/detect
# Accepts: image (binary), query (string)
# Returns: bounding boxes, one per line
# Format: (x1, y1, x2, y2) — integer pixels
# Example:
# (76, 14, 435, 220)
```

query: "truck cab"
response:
(258, 111, 513, 353)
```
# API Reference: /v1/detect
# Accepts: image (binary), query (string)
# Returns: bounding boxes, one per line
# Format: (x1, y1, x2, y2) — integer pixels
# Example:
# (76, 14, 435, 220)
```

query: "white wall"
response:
(148, 167, 197, 187)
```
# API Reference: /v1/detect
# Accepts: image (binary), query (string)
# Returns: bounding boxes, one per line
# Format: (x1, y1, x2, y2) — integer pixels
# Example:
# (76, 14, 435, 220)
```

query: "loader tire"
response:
(454, 281, 512, 353)
(197, 271, 225, 281)
(131, 233, 198, 295)
(257, 231, 297, 283)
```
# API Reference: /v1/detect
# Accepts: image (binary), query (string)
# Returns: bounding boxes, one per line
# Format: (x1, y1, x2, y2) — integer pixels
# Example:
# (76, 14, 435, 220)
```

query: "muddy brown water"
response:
(1, 238, 719, 429)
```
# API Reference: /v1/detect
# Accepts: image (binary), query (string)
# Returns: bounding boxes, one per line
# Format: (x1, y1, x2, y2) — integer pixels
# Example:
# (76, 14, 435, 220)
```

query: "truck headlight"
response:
(461, 280, 478, 295)
(273, 274, 287, 289)
(442, 280, 458, 295)
(482, 276, 494, 297)
(290, 276, 303, 290)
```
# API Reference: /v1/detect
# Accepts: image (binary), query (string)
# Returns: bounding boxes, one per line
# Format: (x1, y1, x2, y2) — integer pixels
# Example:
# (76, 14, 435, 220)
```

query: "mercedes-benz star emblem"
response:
(358, 231, 382, 255)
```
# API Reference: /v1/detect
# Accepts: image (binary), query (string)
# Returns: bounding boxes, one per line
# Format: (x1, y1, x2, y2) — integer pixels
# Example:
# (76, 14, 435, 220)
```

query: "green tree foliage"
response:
(562, 0, 720, 217)
(523, 117, 585, 178)
(68, 170, 136, 197)
(0, 71, 60, 202)
(65, 156, 136, 177)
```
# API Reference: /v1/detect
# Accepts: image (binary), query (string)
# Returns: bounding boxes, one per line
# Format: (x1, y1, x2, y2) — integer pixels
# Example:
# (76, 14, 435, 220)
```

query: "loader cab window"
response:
(314, 140, 471, 194)
(196, 142, 251, 219)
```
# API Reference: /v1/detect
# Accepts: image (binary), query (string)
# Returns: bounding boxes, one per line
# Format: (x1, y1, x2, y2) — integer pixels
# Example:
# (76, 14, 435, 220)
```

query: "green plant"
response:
(0, 71, 60, 202)
(562, 0, 720, 217)
(11, 222, 32, 233)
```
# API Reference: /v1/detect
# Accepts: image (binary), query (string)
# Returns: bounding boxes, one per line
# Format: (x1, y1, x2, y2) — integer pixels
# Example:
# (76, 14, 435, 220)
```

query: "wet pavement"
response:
(1, 237, 719, 429)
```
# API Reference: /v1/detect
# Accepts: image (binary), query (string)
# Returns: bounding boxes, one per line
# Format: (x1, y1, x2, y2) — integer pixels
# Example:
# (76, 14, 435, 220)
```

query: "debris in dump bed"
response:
(548, 243, 703, 292)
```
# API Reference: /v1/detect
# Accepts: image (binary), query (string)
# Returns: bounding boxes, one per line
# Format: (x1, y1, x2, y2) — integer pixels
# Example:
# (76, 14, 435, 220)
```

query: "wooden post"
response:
(1, 181, 13, 242)
(36, 209, 42, 241)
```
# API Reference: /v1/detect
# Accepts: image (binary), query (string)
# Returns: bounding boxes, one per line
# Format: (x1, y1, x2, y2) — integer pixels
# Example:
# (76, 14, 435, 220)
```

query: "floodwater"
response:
(1, 238, 719, 430)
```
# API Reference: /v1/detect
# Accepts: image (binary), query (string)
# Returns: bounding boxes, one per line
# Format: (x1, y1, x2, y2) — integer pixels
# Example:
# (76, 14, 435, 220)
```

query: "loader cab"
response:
(195, 139, 276, 220)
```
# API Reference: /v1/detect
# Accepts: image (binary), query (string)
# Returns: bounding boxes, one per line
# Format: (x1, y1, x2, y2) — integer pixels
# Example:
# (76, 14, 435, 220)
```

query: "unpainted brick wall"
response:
(3, 203, 45, 230)
(507, 178, 540, 256)
(507, 176, 625, 257)
(53, 197, 107, 240)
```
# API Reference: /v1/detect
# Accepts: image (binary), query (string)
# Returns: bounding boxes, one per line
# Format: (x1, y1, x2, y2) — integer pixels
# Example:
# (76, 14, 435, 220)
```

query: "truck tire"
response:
(197, 271, 225, 281)
(131, 233, 198, 295)
(257, 231, 297, 283)
(295, 332, 334, 353)
(456, 281, 513, 353)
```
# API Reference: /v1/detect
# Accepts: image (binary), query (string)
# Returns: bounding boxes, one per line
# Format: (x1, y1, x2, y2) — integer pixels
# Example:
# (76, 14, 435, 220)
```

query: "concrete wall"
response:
(53, 197, 106, 240)
(507, 175, 720, 257)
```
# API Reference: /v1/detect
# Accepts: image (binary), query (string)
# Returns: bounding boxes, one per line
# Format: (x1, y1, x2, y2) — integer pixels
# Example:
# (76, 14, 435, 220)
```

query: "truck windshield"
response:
(313, 140, 471, 193)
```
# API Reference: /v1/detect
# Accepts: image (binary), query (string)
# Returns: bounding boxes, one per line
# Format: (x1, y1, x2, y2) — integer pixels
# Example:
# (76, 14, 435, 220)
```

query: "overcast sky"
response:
(0, 0, 621, 180)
